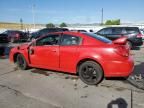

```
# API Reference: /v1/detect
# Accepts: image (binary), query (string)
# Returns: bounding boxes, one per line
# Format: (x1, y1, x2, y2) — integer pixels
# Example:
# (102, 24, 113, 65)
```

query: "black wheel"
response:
(78, 61, 103, 85)
(126, 41, 132, 49)
(16, 54, 28, 70)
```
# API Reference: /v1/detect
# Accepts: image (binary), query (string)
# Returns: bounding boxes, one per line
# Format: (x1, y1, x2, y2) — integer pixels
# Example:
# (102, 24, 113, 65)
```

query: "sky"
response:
(0, 0, 144, 24)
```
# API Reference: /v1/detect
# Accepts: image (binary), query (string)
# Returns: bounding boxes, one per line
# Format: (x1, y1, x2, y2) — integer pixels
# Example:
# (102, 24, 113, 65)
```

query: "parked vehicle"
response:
(29, 28, 69, 40)
(70, 29, 87, 32)
(3, 30, 29, 43)
(96, 27, 143, 49)
(0, 34, 9, 43)
(9, 32, 134, 85)
(0, 46, 5, 56)
(140, 29, 144, 40)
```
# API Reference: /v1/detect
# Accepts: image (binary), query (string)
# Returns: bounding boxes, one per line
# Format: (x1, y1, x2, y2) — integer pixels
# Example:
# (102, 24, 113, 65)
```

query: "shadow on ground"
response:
(107, 98, 128, 108)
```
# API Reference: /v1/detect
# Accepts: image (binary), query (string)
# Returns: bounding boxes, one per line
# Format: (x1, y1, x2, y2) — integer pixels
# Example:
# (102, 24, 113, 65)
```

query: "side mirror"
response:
(113, 36, 127, 45)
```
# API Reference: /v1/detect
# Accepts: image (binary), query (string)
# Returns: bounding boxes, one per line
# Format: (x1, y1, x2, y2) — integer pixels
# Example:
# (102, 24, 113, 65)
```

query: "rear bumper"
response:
(103, 56, 134, 77)
(131, 38, 143, 46)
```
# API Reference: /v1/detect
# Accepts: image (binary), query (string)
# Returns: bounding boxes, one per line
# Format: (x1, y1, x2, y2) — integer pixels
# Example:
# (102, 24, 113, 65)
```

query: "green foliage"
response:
(46, 23, 55, 28)
(105, 19, 120, 25)
(59, 22, 67, 27)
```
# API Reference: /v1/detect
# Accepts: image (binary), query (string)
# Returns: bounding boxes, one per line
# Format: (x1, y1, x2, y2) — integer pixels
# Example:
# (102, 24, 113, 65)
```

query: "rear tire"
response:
(16, 54, 28, 70)
(78, 61, 104, 85)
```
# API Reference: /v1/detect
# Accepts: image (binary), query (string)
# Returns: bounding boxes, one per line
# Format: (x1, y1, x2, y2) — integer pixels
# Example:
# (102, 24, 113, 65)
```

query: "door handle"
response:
(52, 50, 57, 52)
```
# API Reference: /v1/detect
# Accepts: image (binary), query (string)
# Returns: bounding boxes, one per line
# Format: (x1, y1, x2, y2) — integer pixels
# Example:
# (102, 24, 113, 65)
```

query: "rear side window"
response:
(97, 28, 112, 35)
(61, 34, 81, 45)
(112, 28, 122, 34)
(84, 33, 112, 43)
(125, 27, 140, 34)
(104, 28, 112, 34)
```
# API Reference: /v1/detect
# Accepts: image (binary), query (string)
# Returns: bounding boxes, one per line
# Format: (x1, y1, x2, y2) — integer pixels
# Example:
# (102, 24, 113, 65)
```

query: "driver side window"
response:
(36, 34, 60, 46)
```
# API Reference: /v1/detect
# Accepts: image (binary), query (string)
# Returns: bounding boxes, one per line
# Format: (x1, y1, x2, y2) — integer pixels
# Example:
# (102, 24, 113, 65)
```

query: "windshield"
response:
(84, 33, 112, 43)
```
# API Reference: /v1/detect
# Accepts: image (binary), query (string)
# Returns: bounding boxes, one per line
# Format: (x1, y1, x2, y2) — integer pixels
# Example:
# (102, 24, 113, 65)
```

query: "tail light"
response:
(114, 45, 129, 57)
(137, 33, 142, 38)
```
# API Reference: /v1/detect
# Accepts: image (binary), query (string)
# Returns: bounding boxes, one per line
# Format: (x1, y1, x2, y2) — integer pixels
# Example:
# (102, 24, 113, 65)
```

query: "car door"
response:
(29, 34, 60, 69)
(59, 34, 81, 73)
(106, 28, 123, 40)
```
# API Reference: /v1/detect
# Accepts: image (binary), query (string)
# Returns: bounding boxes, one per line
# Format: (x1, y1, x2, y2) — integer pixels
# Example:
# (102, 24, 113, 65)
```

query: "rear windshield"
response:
(125, 27, 140, 34)
(84, 33, 112, 43)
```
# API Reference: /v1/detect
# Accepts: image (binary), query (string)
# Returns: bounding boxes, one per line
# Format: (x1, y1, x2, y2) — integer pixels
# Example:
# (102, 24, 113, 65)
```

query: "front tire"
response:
(16, 54, 28, 70)
(78, 61, 104, 85)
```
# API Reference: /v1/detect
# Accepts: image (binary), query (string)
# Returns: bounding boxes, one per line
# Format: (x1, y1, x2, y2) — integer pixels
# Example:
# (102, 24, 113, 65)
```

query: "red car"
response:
(9, 32, 134, 85)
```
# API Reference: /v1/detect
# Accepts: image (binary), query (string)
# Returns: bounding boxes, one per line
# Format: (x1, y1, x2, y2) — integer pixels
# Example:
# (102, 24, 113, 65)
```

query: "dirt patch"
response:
(115, 87, 126, 91)
(31, 69, 49, 76)
(65, 75, 78, 80)
(13, 67, 19, 71)
(83, 85, 88, 88)
(80, 95, 88, 98)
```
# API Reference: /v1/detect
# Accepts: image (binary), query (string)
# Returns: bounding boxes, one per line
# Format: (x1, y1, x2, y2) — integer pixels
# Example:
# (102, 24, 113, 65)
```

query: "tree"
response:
(59, 22, 67, 27)
(105, 19, 120, 25)
(46, 23, 55, 28)
(105, 20, 112, 25)
(114, 19, 120, 25)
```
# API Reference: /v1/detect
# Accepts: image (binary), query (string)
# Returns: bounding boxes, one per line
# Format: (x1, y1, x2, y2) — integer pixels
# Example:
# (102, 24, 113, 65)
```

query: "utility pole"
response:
(20, 18, 23, 30)
(101, 8, 103, 25)
(32, 4, 35, 29)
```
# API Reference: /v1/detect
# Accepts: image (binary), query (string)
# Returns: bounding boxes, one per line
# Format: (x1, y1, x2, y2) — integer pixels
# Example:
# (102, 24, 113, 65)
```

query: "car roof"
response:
(36, 31, 85, 39)
(39, 27, 68, 31)
(44, 31, 84, 36)
(6, 30, 23, 32)
(102, 27, 139, 29)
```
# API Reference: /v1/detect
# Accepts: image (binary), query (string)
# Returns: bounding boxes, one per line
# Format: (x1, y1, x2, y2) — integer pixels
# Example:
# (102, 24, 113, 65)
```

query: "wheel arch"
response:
(127, 39, 133, 45)
(13, 52, 21, 63)
(13, 52, 28, 64)
(76, 58, 104, 76)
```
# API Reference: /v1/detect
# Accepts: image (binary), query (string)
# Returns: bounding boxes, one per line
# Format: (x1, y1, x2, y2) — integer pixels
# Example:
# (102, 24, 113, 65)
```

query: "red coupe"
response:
(9, 32, 134, 85)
